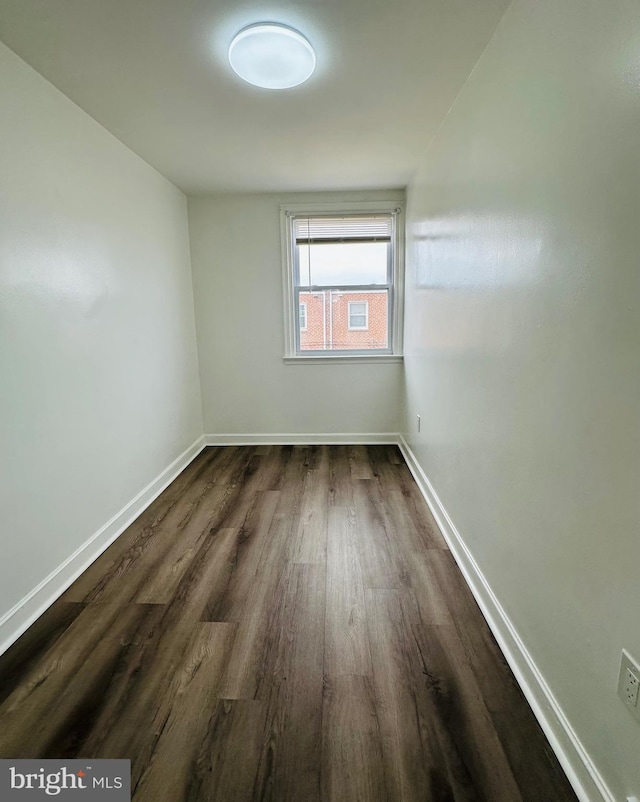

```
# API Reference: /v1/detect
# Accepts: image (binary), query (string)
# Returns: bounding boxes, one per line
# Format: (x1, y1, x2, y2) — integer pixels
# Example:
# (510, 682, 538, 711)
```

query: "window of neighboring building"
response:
(280, 201, 404, 360)
(348, 301, 368, 330)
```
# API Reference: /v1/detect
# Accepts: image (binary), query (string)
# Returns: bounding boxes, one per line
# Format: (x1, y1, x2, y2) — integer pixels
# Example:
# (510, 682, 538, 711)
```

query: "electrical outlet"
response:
(416, 414, 421, 432)
(624, 669, 639, 706)
(618, 650, 640, 722)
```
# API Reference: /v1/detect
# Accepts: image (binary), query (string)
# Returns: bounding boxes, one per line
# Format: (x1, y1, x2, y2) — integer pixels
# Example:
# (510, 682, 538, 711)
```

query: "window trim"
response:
(348, 300, 369, 330)
(280, 200, 405, 361)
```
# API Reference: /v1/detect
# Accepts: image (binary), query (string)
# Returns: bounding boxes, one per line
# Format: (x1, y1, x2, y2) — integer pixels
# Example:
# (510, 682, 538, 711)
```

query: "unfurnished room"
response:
(0, 1, 639, 800)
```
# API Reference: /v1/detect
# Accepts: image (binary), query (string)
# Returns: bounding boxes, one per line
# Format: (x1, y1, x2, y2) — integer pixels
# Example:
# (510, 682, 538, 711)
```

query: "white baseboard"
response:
(204, 432, 401, 446)
(0, 435, 206, 659)
(398, 436, 615, 802)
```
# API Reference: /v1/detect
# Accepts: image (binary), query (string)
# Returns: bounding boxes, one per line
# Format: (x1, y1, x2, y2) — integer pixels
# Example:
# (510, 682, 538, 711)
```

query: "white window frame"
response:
(348, 301, 369, 330)
(299, 301, 308, 331)
(280, 200, 405, 363)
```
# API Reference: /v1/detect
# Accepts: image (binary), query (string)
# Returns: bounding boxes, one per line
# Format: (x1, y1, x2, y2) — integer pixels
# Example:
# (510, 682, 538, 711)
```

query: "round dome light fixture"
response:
(228, 23, 316, 89)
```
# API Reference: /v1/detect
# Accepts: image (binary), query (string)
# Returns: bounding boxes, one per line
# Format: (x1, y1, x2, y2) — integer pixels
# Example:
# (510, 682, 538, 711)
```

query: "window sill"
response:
(283, 354, 404, 365)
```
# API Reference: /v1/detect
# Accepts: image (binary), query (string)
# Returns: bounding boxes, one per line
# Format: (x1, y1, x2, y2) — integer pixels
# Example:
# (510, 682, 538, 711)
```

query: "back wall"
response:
(188, 191, 404, 438)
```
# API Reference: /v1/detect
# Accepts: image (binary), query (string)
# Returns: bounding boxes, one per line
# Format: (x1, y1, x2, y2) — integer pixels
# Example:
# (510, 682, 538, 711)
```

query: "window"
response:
(281, 201, 404, 360)
(348, 301, 368, 330)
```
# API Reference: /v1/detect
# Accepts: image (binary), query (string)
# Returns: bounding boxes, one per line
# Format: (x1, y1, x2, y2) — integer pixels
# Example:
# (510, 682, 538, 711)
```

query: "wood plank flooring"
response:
(0, 445, 578, 801)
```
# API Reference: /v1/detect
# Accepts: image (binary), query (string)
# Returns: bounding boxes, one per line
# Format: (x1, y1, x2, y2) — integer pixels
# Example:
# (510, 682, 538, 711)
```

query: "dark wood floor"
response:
(0, 445, 577, 801)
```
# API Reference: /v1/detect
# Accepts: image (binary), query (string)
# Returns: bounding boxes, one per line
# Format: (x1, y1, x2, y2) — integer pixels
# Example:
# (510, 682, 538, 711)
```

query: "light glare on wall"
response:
(228, 23, 316, 89)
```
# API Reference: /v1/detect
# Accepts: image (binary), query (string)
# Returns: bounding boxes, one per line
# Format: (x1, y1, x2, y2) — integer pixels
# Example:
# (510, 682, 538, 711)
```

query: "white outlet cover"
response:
(618, 650, 640, 723)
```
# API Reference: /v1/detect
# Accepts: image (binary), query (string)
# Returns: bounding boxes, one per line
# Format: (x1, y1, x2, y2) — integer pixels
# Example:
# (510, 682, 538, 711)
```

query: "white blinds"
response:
(294, 214, 393, 243)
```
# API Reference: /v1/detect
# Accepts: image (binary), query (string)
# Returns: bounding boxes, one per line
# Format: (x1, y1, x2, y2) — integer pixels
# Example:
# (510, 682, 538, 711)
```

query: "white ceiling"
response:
(0, 0, 509, 193)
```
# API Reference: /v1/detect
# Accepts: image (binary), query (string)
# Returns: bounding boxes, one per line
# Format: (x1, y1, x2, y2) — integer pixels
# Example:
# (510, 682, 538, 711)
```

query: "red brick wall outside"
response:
(299, 290, 388, 351)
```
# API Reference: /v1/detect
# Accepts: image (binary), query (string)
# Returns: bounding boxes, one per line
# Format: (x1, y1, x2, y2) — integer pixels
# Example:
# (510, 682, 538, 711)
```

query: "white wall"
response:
(0, 43, 203, 632)
(189, 191, 404, 437)
(403, 1, 640, 799)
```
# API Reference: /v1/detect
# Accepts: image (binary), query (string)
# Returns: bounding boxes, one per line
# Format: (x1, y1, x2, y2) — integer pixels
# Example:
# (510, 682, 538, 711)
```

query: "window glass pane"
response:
(298, 289, 388, 351)
(297, 242, 388, 287)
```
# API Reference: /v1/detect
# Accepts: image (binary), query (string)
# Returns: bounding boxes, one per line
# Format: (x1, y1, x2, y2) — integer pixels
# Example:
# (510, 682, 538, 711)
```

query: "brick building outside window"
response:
(299, 290, 387, 351)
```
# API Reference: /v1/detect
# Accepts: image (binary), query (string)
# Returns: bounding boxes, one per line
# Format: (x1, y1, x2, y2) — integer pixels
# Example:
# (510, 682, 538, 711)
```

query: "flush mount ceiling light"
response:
(228, 23, 316, 89)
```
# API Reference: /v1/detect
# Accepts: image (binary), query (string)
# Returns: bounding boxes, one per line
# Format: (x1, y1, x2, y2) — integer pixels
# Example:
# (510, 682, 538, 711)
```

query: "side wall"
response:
(0, 43, 203, 643)
(188, 191, 404, 438)
(403, 1, 640, 799)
